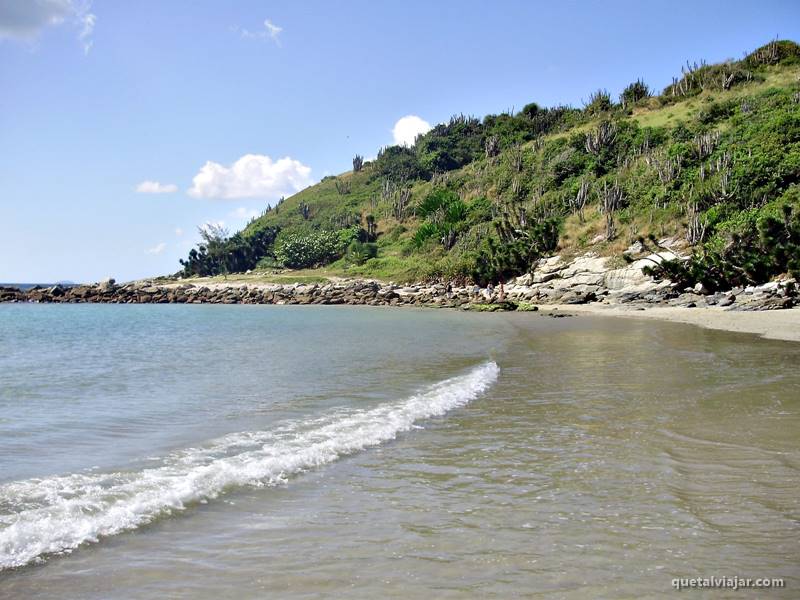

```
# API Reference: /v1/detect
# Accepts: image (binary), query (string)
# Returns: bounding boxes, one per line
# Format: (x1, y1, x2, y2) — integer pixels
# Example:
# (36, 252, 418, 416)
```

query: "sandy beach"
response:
(551, 304, 800, 343)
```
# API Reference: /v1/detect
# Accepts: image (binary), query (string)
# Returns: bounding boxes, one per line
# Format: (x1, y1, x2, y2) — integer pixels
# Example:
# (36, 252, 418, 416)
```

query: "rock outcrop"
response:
(3, 252, 797, 311)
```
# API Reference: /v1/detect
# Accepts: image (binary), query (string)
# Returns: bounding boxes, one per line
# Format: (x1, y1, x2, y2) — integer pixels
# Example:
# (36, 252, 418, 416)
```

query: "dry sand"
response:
(550, 304, 800, 343)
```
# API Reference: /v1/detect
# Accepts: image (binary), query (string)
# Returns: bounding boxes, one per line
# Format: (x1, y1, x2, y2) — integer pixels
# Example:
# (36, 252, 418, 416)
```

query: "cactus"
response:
(570, 179, 590, 223)
(686, 201, 706, 245)
(484, 135, 500, 159)
(584, 121, 617, 155)
(335, 179, 351, 195)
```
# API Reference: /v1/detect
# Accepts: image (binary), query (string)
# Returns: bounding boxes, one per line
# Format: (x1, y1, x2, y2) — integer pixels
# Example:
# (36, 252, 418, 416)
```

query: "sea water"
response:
(0, 304, 798, 598)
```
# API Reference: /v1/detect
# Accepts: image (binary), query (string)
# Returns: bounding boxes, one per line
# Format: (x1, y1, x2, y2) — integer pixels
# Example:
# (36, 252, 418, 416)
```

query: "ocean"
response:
(0, 304, 798, 598)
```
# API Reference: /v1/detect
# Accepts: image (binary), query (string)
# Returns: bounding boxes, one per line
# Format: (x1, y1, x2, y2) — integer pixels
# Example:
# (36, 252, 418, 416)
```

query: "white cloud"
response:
(146, 242, 166, 255)
(77, 8, 94, 54)
(392, 115, 431, 147)
(188, 154, 313, 201)
(264, 20, 282, 43)
(239, 18, 282, 46)
(175, 227, 184, 236)
(0, 0, 96, 53)
(136, 180, 178, 194)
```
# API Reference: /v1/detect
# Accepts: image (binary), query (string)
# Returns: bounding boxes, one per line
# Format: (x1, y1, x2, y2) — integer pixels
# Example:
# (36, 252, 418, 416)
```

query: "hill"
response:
(177, 40, 800, 289)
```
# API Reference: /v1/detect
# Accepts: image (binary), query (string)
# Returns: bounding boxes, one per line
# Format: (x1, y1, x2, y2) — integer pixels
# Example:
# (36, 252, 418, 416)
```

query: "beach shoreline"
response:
(548, 303, 800, 343)
(4, 279, 799, 343)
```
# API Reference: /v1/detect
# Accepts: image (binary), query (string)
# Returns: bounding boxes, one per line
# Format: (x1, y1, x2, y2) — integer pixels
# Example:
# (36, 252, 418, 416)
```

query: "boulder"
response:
(98, 278, 116, 292)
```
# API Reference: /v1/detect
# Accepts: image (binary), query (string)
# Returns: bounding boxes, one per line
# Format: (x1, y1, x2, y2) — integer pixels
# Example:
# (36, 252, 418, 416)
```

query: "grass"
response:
(631, 64, 800, 129)
(220, 53, 800, 284)
(180, 271, 334, 285)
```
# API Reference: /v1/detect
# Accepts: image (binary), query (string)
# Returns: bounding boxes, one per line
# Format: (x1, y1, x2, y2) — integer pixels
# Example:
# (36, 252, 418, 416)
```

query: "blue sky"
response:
(1, 0, 799, 282)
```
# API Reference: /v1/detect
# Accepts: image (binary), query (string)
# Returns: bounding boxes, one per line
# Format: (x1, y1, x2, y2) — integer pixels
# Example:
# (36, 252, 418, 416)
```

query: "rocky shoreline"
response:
(2, 251, 797, 312)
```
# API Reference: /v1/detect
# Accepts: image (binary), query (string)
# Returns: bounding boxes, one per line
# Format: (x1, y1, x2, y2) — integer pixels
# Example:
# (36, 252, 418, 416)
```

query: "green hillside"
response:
(177, 40, 800, 288)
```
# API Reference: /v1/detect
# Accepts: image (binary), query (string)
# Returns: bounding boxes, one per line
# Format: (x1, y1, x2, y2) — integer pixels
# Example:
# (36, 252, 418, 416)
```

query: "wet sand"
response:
(551, 304, 800, 342)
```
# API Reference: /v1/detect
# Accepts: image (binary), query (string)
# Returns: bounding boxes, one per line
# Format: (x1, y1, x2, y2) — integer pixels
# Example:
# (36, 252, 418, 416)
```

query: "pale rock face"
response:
(623, 240, 644, 255)
(514, 273, 533, 286)
(536, 256, 565, 273)
(533, 271, 559, 284)
(559, 255, 609, 278)
(604, 267, 650, 290)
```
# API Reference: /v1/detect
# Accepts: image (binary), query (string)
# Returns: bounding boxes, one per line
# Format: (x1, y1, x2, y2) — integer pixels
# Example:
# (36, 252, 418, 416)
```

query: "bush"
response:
(274, 230, 342, 269)
(416, 115, 484, 173)
(584, 89, 613, 114)
(643, 205, 800, 291)
(697, 99, 736, 125)
(620, 79, 651, 108)
(373, 145, 427, 181)
(346, 240, 378, 265)
(412, 189, 469, 250)
(180, 226, 279, 277)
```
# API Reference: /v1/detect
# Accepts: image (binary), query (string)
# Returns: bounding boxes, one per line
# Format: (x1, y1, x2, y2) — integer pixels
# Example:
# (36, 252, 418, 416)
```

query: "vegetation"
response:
(177, 40, 800, 289)
(641, 204, 800, 291)
(179, 224, 278, 277)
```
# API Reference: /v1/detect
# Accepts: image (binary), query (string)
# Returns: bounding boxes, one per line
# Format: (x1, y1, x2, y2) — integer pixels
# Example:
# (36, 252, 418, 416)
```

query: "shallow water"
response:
(0, 305, 798, 598)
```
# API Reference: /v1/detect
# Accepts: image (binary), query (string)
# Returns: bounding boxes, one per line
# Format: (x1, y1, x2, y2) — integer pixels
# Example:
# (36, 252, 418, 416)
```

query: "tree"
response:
(620, 79, 651, 108)
(179, 226, 279, 277)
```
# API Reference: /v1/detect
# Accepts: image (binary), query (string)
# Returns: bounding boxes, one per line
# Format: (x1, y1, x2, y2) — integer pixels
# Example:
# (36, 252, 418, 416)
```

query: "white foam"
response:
(0, 361, 499, 570)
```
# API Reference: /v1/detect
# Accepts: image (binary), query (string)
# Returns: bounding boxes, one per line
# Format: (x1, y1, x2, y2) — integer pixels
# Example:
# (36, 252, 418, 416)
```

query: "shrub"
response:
(697, 99, 736, 125)
(179, 226, 279, 277)
(274, 230, 342, 269)
(412, 188, 469, 250)
(416, 114, 484, 173)
(373, 145, 427, 181)
(620, 79, 651, 108)
(642, 205, 800, 290)
(584, 89, 614, 115)
(346, 240, 378, 265)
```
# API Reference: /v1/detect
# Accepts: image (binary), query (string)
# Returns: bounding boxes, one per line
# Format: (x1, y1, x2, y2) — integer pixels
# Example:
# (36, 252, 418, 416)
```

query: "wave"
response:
(0, 361, 499, 570)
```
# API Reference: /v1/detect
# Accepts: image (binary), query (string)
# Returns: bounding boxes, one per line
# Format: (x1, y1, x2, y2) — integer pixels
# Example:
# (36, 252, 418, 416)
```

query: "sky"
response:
(1, 0, 799, 283)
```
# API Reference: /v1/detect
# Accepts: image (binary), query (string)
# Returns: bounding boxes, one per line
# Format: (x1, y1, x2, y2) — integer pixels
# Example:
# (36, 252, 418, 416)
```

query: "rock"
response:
(560, 254, 608, 277)
(514, 273, 533, 286)
(533, 271, 558, 284)
(536, 255, 564, 273)
(718, 295, 736, 307)
(604, 266, 650, 290)
(98, 278, 116, 292)
(657, 237, 682, 249)
(623, 240, 644, 255)
(559, 290, 596, 305)
(693, 282, 710, 295)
